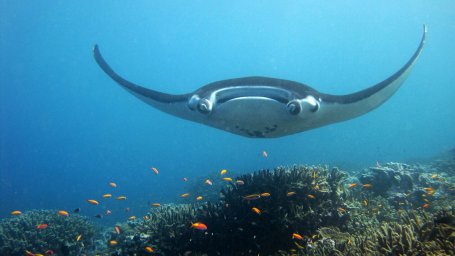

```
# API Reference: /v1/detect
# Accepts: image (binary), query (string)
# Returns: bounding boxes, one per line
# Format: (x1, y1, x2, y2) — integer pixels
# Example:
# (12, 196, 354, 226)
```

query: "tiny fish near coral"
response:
(191, 222, 208, 231)
(58, 210, 69, 217)
(36, 223, 48, 230)
(87, 199, 99, 205)
(292, 233, 304, 240)
(252, 207, 261, 215)
(243, 194, 261, 200)
(287, 191, 296, 197)
(348, 183, 358, 189)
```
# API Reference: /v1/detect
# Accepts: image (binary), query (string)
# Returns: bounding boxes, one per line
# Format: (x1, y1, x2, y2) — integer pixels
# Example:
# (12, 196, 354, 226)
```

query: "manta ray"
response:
(94, 25, 426, 138)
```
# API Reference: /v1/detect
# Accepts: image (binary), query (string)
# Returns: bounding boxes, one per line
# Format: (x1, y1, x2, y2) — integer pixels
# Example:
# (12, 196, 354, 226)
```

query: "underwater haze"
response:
(1, 0, 454, 227)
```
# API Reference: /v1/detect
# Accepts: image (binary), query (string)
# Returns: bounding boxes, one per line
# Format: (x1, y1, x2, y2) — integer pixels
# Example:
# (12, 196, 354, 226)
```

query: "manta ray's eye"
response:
(198, 98, 213, 114)
(187, 95, 200, 111)
(302, 95, 320, 113)
(286, 100, 301, 115)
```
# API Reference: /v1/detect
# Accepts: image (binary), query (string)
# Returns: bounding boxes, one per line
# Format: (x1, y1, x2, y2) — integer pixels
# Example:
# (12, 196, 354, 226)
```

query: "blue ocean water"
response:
(0, 0, 454, 225)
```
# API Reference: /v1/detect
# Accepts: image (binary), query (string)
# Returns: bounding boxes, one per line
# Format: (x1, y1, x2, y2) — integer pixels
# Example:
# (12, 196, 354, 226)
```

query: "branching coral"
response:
(0, 210, 98, 256)
(109, 165, 350, 255)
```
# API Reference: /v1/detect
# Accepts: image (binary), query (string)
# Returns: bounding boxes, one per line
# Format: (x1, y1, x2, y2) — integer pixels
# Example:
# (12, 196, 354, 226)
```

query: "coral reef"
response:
(109, 165, 350, 255)
(0, 209, 99, 256)
(106, 160, 454, 255)
(300, 209, 455, 256)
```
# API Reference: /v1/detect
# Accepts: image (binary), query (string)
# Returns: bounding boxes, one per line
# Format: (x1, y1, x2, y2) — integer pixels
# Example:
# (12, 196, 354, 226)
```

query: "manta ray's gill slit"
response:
(234, 124, 279, 138)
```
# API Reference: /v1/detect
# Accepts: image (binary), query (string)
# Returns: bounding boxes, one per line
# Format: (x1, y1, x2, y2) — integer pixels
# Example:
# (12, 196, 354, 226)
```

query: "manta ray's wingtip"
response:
(93, 44, 100, 55)
(422, 24, 427, 43)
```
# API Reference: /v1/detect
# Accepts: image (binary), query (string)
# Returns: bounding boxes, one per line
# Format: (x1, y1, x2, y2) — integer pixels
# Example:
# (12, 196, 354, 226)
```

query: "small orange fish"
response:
(151, 167, 159, 175)
(145, 246, 154, 253)
(223, 177, 233, 182)
(205, 179, 213, 186)
(109, 240, 118, 246)
(128, 216, 136, 220)
(102, 194, 112, 198)
(292, 233, 303, 240)
(10, 210, 22, 216)
(348, 183, 358, 189)
(260, 192, 271, 197)
(76, 234, 82, 241)
(191, 222, 208, 230)
(242, 194, 261, 201)
(58, 210, 69, 217)
(87, 199, 99, 205)
(115, 226, 121, 234)
(236, 180, 245, 185)
(307, 194, 316, 199)
(363, 199, 368, 207)
(220, 169, 227, 175)
(181, 193, 190, 198)
(37, 223, 48, 230)
(116, 196, 127, 200)
(362, 184, 372, 188)
(423, 203, 430, 209)
(287, 191, 296, 197)
(151, 203, 161, 207)
(252, 207, 261, 214)
(427, 190, 435, 196)
(262, 150, 268, 158)
(196, 196, 203, 201)
(183, 177, 188, 182)
(109, 182, 117, 188)
(337, 207, 346, 213)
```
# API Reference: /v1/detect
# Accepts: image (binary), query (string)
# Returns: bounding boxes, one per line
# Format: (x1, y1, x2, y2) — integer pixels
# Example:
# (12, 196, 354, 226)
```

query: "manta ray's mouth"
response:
(213, 86, 294, 104)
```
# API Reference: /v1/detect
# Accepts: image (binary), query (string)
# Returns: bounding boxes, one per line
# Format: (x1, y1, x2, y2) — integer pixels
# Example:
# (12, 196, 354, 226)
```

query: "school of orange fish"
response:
(8, 155, 438, 255)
